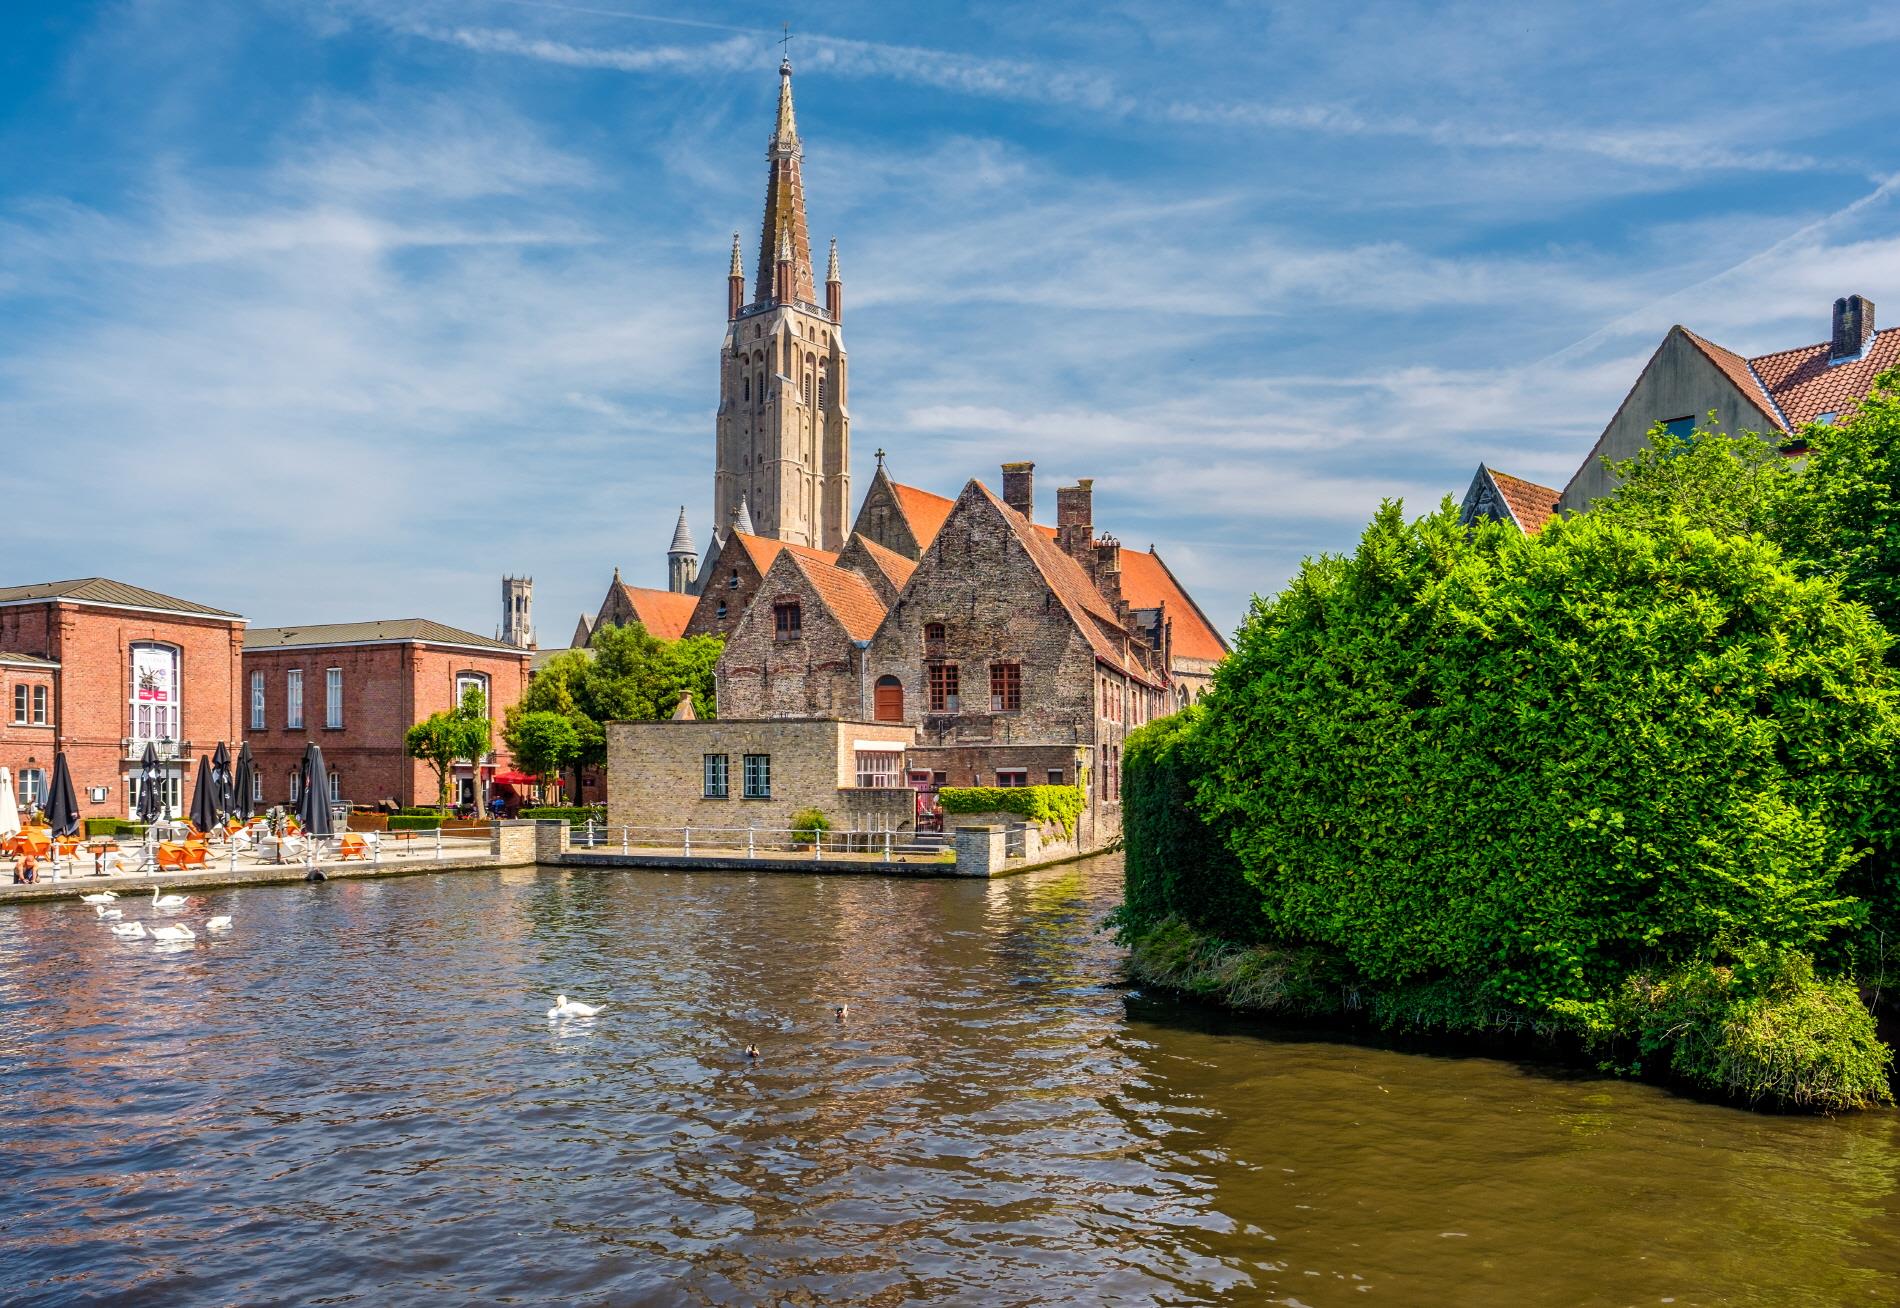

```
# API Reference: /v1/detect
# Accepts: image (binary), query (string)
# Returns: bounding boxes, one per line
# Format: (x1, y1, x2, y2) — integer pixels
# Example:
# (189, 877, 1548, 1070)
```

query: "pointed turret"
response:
(825, 236, 842, 323)
(667, 506, 699, 593)
(727, 231, 745, 319)
(755, 57, 816, 306)
(732, 495, 755, 536)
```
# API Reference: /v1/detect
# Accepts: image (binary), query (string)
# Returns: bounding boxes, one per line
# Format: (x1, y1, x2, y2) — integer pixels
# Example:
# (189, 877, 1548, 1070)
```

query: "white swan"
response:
(205, 916, 233, 931)
(94, 904, 124, 920)
(151, 886, 188, 910)
(80, 891, 118, 905)
(151, 923, 195, 943)
(547, 994, 600, 1019)
(111, 921, 147, 938)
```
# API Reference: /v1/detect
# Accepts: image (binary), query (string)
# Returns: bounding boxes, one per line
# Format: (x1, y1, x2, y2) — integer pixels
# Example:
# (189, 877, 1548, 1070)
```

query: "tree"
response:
(1594, 416, 1796, 539)
(513, 649, 602, 801)
(404, 685, 492, 813)
(501, 709, 582, 801)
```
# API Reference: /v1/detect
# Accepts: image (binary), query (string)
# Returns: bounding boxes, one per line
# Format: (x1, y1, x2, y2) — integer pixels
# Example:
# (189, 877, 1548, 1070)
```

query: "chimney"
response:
(1093, 536, 1124, 613)
(1001, 461, 1035, 522)
(1832, 294, 1875, 361)
(1056, 479, 1094, 567)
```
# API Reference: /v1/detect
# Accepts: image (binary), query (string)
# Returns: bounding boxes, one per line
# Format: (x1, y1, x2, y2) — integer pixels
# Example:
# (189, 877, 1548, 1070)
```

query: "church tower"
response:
(714, 56, 850, 552)
(500, 575, 534, 649)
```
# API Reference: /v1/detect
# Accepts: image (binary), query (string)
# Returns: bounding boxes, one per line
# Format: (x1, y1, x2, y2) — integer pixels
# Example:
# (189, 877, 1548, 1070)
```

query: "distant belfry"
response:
(707, 54, 849, 565)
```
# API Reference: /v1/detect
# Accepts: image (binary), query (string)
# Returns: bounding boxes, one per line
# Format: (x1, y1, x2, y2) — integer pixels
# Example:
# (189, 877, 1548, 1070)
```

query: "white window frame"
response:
(329, 770, 341, 803)
(326, 667, 343, 729)
(251, 771, 263, 804)
(855, 751, 902, 789)
(286, 668, 304, 731)
(250, 670, 266, 731)
(18, 767, 45, 809)
(129, 642, 181, 743)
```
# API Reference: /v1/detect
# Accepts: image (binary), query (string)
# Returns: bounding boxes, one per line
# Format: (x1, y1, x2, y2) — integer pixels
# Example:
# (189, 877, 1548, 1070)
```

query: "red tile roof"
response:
(1750, 328, 1900, 432)
(616, 586, 697, 642)
(1488, 469, 1562, 534)
(792, 555, 889, 641)
(731, 532, 839, 575)
(1679, 329, 1784, 431)
(891, 483, 956, 549)
(846, 533, 917, 590)
(1119, 550, 1230, 662)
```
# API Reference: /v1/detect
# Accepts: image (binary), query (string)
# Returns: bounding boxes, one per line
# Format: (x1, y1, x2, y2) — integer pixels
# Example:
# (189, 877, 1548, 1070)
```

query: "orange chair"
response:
(336, 833, 369, 861)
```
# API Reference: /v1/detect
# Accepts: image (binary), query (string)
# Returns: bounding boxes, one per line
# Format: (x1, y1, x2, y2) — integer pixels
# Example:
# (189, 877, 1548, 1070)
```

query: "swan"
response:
(110, 921, 147, 938)
(205, 916, 233, 931)
(151, 886, 188, 910)
(94, 905, 124, 920)
(80, 891, 118, 905)
(151, 924, 195, 943)
(547, 995, 600, 1019)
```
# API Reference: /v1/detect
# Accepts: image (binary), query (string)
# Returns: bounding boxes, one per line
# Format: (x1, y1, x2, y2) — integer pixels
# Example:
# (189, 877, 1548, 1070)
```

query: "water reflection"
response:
(0, 857, 1896, 1305)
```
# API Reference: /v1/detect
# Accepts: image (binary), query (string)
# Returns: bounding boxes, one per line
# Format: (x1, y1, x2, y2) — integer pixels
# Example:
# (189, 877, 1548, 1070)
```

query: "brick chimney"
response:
(1093, 536, 1124, 614)
(1001, 461, 1035, 521)
(1056, 479, 1094, 568)
(1832, 294, 1876, 361)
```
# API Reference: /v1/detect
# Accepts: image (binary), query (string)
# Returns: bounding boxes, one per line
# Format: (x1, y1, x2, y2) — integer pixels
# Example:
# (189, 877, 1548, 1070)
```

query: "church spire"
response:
(755, 57, 816, 306)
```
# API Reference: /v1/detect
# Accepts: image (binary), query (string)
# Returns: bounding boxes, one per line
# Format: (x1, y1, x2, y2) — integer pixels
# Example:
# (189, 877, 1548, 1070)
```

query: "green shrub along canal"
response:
(3, 856, 1900, 1304)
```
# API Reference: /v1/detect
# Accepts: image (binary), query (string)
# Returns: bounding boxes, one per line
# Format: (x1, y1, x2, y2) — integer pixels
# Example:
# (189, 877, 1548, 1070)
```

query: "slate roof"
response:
(246, 620, 524, 653)
(613, 585, 697, 642)
(0, 577, 242, 619)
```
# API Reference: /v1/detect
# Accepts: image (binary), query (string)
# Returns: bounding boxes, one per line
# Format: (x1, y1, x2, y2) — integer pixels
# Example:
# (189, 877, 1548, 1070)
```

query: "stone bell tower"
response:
(712, 56, 850, 552)
(501, 575, 534, 649)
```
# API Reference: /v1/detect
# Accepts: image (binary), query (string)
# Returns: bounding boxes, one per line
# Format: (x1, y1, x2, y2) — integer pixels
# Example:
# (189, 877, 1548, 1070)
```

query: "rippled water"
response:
(3, 857, 1899, 1306)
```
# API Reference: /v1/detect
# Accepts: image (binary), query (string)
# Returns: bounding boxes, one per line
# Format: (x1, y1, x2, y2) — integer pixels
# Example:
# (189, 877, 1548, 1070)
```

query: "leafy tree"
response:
(501, 709, 582, 801)
(513, 649, 603, 801)
(581, 623, 721, 724)
(1594, 416, 1796, 539)
(404, 685, 491, 813)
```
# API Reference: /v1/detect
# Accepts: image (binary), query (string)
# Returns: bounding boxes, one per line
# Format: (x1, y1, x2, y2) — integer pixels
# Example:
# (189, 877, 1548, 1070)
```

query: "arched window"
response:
(803, 373, 812, 407)
(874, 675, 904, 722)
(728, 570, 739, 590)
(743, 375, 750, 403)
(817, 373, 827, 409)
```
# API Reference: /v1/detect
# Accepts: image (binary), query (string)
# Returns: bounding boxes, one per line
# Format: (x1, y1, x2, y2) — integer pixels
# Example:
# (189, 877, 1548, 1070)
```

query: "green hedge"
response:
(517, 806, 605, 825)
(388, 815, 444, 831)
(939, 784, 1086, 837)
(397, 807, 449, 817)
(1118, 707, 1261, 943)
(83, 818, 149, 838)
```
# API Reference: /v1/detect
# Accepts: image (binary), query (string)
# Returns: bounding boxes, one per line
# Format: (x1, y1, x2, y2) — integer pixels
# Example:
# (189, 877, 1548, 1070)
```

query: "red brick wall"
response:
(0, 600, 243, 819)
(241, 641, 530, 809)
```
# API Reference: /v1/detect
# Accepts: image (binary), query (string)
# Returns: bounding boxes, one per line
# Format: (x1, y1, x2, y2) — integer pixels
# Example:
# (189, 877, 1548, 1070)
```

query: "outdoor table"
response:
(337, 833, 368, 861)
(85, 840, 119, 876)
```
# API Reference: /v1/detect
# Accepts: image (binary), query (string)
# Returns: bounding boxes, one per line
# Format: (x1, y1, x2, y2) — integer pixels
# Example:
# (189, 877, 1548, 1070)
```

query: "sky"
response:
(2, 2, 1898, 642)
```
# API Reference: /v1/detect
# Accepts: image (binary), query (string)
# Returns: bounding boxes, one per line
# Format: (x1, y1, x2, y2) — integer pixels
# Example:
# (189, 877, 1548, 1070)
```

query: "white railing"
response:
(571, 820, 936, 863)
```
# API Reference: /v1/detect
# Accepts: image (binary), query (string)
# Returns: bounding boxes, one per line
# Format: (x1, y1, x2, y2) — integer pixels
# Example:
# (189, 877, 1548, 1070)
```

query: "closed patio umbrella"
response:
(211, 742, 234, 824)
(296, 742, 333, 840)
(45, 752, 80, 839)
(188, 754, 217, 834)
(136, 741, 164, 825)
(232, 742, 255, 822)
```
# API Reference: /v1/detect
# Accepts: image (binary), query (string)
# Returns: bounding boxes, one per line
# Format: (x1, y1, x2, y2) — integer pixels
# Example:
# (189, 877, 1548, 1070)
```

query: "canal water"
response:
(2, 856, 1898, 1306)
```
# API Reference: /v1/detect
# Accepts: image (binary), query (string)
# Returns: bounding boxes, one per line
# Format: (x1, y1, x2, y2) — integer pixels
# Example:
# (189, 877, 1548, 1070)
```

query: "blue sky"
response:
(3, 2, 1898, 641)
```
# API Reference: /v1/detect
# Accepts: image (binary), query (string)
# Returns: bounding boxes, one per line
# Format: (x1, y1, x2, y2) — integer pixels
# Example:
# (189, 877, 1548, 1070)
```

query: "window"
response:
(774, 601, 802, 641)
(743, 375, 750, 403)
(286, 669, 304, 730)
(1047, 768, 1065, 785)
(18, 767, 45, 810)
(742, 753, 771, 799)
(996, 769, 1028, 788)
(989, 662, 1021, 712)
(728, 570, 740, 590)
(817, 374, 827, 408)
(873, 675, 904, 722)
(13, 684, 47, 725)
(130, 643, 180, 742)
(455, 672, 488, 713)
(856, 751, 902, 789)
(250, 671, 265, 731)
(928, 663, 959, 713)
(251, 771, 263, 804)
(1662, 415, 1695, 442)
(329, 770, 341, 803)
(288, 768, 300, 803)
(325, 668, 343, 729)
(923, 622, 946, 651)
(704, 754, 730, 798)
(717, 601, 728, 620)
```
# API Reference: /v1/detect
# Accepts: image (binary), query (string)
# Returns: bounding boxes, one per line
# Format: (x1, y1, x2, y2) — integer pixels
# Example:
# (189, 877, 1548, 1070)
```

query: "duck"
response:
(94, 904, 124, 921)
(833, 1003, 849, 1021)
(151, 886, 188, 910)
(151, 924, 195, 943)
(205, 916, 233, 932)
(79, 891, 118, 905)
(110, 921, 148, 939)
(547, 994, 600, 1019)
(745, 1044, 761, 1060)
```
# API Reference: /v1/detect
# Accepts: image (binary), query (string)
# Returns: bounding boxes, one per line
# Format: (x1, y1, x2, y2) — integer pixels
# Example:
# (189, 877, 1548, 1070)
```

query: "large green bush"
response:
(517, 806, 605, 825)
(939, 784, 1086, 836)
(1194, 501, 1900, 1015)
(1118, 706, 1261, 942)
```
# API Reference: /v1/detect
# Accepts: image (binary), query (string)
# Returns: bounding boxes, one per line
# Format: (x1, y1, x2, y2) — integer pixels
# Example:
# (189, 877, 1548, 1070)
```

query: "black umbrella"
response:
(136, 741, 164, 824)
(44, 752, 80, 839)
(232, 742, 255, 822)
(188, 754, 217, 834)
(211, 742, 234, 824)
(296, 742, 333, 839)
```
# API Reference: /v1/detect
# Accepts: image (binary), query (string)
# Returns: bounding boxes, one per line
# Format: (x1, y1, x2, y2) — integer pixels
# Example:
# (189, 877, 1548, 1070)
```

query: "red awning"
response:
(490, 771, 540, 785)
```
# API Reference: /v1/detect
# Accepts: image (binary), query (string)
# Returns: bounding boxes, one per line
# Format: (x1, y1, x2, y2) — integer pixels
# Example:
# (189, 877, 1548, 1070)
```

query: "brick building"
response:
(243, 619, 531, 811)
(0, 578, 245, 821)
